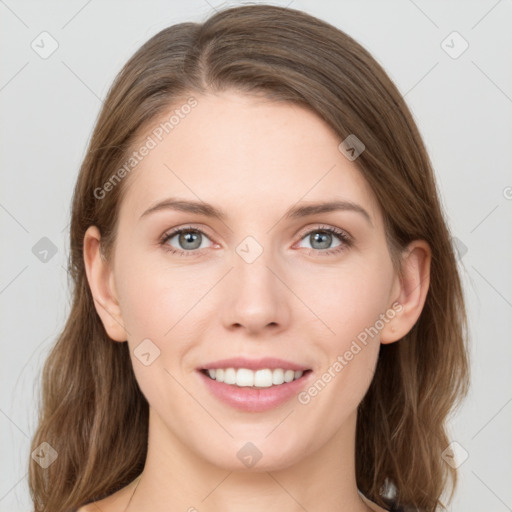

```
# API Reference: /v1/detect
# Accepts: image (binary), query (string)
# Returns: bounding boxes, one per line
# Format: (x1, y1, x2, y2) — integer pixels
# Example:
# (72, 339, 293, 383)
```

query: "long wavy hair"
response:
(28, 4, 470, 511)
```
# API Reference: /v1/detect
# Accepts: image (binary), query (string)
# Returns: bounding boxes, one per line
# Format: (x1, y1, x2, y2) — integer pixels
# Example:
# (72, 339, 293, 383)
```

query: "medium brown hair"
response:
(29, 4, 470, 511)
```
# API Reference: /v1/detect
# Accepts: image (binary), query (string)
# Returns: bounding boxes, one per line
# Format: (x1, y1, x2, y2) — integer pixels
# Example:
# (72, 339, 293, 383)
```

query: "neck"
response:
(127, 407, 375, 512)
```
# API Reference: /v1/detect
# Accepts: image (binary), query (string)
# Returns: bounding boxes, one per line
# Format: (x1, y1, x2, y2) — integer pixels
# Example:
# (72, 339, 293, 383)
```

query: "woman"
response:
(28, 4, 470, 511)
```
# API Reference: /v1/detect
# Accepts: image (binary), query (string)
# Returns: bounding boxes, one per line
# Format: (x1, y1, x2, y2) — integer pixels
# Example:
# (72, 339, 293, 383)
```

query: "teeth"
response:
(224, 367, 236, 385)
(205, 368, 305, 387)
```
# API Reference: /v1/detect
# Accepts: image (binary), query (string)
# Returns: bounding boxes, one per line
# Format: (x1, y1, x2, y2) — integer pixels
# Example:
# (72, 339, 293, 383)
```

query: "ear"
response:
(380, 240, 431, 344)
(83, 225, 128, 342)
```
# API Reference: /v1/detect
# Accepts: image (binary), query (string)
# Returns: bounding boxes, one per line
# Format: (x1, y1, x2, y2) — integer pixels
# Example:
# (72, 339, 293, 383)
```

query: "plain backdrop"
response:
(1, 1, 511, 510)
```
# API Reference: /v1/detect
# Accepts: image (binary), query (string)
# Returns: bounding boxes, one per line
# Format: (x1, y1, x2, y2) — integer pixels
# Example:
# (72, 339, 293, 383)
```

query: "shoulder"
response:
(75, 478, 139, 512)
(75, 498, 117, 512)
(76, 502, 112, 512)
(75, 494, 123, 512)
(76, 505, 98, 512)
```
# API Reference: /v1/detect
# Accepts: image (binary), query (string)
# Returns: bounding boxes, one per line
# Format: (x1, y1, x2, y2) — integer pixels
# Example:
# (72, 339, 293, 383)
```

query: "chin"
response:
(195, 432, 308, 473)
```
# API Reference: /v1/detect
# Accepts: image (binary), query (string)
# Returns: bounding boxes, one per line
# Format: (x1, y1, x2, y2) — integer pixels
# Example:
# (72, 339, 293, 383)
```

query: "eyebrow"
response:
(139, 197, 373, 227)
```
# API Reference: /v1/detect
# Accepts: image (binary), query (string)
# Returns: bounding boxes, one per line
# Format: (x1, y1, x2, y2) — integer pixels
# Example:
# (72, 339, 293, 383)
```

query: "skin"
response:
(81, 90, 431, 512)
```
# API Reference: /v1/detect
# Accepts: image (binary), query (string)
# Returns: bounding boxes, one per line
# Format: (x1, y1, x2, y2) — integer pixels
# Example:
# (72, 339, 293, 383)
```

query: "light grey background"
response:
(1, 1, 511, 510)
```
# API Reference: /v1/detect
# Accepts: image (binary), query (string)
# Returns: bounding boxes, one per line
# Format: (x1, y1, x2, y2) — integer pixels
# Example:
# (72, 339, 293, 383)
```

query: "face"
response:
(94, 90, 403, 471)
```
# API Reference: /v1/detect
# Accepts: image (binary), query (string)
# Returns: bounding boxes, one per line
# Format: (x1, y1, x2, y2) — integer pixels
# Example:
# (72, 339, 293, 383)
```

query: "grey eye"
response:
(299, 230, 342, 251)
(165, 229, 212, 251)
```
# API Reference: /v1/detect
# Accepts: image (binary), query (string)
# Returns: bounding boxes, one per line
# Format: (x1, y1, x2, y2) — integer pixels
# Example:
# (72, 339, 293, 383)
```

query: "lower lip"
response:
(197, 370, 313, 412)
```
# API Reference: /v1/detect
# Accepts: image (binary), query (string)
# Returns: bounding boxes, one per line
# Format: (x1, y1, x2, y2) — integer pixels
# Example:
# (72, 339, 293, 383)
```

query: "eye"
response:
(160, 226, 213, 256)
(295, 225, 353, 256)
(159, 224, 353, 257)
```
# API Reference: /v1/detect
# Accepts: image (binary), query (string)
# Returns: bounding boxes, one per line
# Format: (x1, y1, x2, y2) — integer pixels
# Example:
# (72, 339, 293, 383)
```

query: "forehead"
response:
(118, 91, 380, 226)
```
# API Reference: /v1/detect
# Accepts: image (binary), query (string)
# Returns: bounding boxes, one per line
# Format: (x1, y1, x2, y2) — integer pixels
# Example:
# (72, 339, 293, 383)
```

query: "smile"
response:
(197, 368, 313, 412)
(201, 367, 307, 387)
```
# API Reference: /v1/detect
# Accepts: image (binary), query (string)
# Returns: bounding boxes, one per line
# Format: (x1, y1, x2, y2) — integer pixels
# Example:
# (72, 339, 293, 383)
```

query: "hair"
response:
(28, 4, 470, 511)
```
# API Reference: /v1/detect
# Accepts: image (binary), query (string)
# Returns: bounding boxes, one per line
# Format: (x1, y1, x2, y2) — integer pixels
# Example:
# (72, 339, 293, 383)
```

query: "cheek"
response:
(297, 257, 392, 406)
(299, 257, 393, 342)
(114, 249, 189, 338)
(115, 260, 194, 405)
(114, 252, 212, 378)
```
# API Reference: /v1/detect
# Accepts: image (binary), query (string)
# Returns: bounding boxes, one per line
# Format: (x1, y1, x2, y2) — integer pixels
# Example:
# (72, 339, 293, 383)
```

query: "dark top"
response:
(388, 501, 419, 511)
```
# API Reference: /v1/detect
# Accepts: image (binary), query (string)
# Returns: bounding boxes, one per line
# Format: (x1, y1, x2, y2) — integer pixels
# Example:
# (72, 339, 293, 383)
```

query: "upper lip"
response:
(199, 357, 311, 372)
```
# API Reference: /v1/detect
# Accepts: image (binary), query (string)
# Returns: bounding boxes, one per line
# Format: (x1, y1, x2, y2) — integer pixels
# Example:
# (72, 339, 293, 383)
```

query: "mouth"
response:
(199, 367, 313, 388)
(197, 367, 314, 412)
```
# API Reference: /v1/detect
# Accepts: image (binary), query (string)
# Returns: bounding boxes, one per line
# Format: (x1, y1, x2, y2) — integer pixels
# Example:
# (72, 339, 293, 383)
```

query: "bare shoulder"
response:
(77, 487, 388, 512)
(76, 506, 96, 512)
(78, 494, 391, 512)
(76, 505, 98, 512)
(75, 496, 118, 512)
(75, 479, 138, 512)
(75, 495, 125, 512)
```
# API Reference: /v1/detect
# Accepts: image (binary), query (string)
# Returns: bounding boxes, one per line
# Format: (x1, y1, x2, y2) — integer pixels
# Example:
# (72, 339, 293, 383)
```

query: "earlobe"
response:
(380, 240, 431, 344)
(83, 225, 128, 342)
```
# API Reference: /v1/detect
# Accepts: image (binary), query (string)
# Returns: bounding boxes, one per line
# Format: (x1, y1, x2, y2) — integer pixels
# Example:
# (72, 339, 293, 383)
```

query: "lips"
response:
(196, 356, 314, 412)
(198, 356, 311, 372)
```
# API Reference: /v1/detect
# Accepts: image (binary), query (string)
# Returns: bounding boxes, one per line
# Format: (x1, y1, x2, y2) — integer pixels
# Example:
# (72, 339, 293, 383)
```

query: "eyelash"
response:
(159, 224, 353, 258)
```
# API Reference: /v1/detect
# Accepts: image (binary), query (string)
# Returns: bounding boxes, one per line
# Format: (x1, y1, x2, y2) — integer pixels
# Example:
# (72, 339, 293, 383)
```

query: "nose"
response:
(220, 237, 290, 335)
